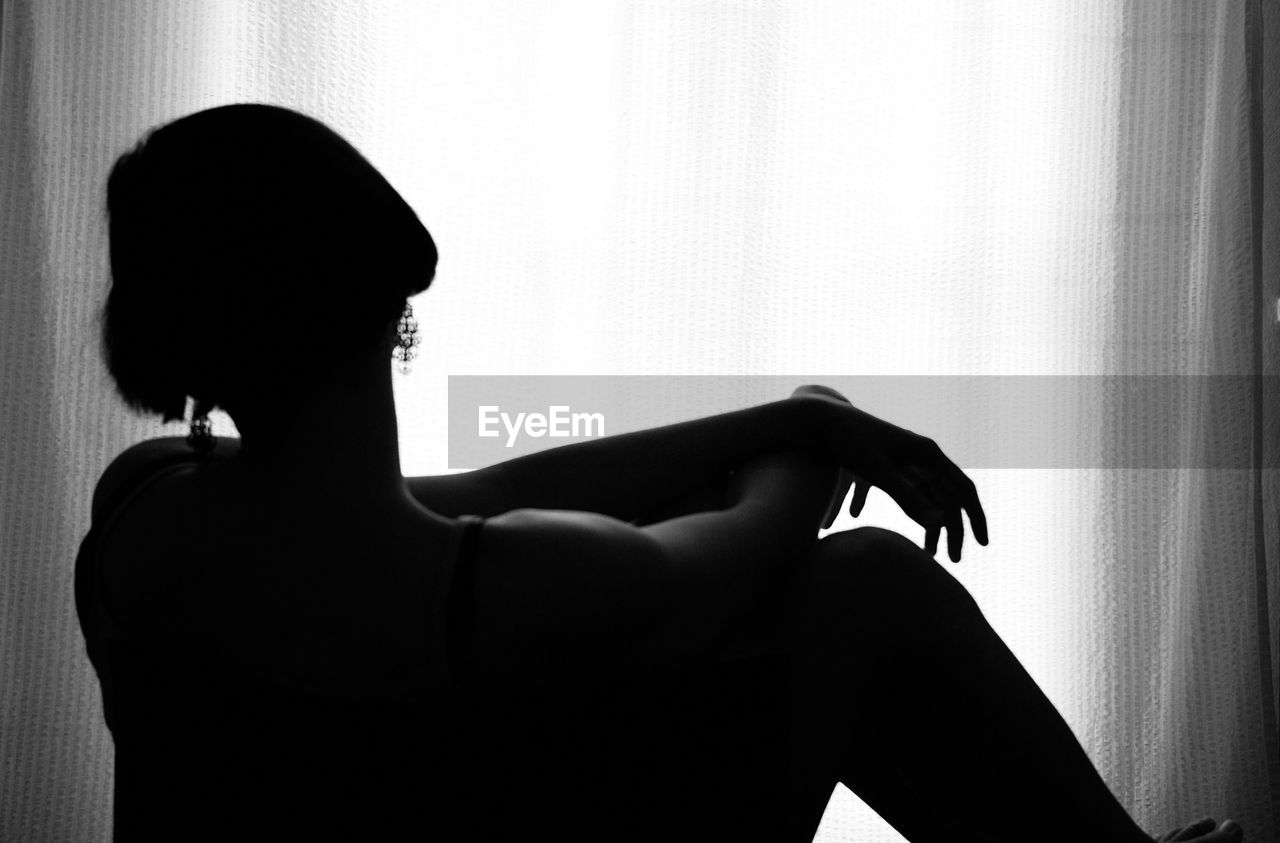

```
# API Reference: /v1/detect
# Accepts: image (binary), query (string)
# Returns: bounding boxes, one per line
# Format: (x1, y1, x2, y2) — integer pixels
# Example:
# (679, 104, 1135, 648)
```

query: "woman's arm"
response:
(465, 446, 839, 686)
(721, 447, 838, 556)
(412, 387, 988, 561)
(408, 396, 824, 522)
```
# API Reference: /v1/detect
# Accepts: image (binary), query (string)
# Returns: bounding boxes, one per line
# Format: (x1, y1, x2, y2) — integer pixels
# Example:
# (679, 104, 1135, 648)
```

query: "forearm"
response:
(730, 449, 838, 556)
(491, 397, 825, 521)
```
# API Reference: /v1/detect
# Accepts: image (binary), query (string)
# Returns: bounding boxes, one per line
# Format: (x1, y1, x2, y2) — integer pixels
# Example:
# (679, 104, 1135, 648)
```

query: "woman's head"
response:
(100, 103, 437, 423)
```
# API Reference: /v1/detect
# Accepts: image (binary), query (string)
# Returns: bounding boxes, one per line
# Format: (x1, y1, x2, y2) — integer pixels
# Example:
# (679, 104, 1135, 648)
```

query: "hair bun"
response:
(101, 103, 437, 422)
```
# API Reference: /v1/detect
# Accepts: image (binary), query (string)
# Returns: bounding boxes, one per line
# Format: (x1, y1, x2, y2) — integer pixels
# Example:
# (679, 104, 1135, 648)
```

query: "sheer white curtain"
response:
(1, 1, 1276, 839)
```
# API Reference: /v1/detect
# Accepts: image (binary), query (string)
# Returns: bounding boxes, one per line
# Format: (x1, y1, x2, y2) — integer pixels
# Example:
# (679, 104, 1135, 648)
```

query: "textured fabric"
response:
(1, 1, 1277, 840)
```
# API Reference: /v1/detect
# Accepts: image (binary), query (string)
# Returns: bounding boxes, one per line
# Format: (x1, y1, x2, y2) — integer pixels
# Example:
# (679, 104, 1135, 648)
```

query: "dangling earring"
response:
(187, 398, 216, 456)
(393, 301, 420, 375)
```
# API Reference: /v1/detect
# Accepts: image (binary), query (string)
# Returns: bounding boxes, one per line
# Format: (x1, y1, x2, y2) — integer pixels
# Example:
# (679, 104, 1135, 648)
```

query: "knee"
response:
(805, 527, 977, 620)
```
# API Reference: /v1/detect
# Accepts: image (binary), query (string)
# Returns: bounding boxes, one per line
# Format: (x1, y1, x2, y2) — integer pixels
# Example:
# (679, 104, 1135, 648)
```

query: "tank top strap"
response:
(433, 513, 485, 694)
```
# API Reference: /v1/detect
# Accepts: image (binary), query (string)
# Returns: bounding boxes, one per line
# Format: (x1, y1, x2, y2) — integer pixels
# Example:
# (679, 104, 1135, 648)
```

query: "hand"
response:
(792, 384, 989, 562)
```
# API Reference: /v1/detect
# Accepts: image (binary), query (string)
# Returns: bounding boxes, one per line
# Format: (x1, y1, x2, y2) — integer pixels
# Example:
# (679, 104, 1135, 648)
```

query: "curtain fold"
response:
(0, 2, 1275, 840)
(1246, 0, 1280, 817)
(1083, 0, 1278, 829)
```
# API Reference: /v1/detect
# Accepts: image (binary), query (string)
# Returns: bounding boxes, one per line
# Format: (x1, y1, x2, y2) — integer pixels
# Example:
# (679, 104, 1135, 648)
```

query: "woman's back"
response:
(75, 441, 485, 836)
(75, 439, 791, 840)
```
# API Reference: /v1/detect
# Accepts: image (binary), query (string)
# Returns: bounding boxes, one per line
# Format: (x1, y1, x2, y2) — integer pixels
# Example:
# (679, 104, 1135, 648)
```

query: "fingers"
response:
(925, 438, 988, 548)
(890, 468, 950, 560)
(849, 480, 869, 518)
(921, 503, 963, 562)
(958, 472, 989, 546)
(924, 524, 939, 557)
(944, 503, 964, 563)
(903, 466, 962, 562)
(878, 473, 940, 555)
(936, 473, 976, 562)
(864, 439, 990, 561)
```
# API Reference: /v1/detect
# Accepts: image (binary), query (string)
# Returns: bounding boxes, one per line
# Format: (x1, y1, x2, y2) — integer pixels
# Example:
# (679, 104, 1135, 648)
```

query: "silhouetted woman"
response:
(77, 103, 1244, 842)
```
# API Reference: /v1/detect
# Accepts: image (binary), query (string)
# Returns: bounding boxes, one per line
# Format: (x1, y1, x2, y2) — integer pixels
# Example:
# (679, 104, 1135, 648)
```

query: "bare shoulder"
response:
(93, 436, 240, 523)
(93, 437, 191, 523)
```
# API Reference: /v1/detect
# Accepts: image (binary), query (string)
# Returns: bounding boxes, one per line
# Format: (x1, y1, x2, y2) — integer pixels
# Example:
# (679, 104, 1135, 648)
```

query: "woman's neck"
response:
(219, 350, 414, 512)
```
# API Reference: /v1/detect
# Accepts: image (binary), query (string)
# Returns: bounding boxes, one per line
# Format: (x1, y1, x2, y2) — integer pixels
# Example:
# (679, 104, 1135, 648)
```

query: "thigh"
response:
(712, 527, 855, 663)
(591, 655, 793, 838)
(447, 657, 791, 841)
(454, 529, 926, 840)
(709, 527, 948, 840)
(717, 526, 967, 663)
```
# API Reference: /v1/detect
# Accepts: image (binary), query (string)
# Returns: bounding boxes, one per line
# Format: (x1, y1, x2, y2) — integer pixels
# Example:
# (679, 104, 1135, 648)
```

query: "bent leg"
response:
(719, 527, 1156, 843)
(717, 529, 998, 842)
